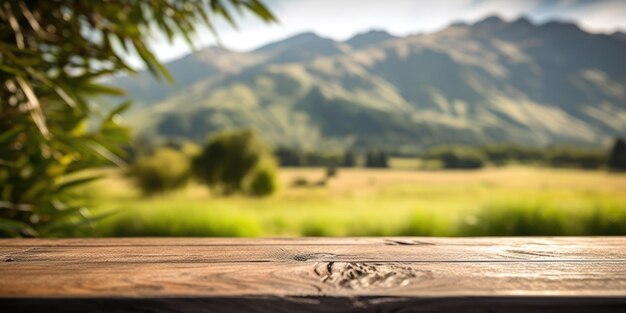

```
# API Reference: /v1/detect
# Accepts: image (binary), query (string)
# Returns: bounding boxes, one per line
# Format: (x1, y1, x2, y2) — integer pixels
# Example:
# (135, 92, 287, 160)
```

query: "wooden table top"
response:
(1, 237, 625, 312)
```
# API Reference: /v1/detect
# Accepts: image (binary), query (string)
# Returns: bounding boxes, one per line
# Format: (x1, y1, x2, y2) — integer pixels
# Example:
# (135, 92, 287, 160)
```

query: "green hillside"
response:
(114, 16, 626, 151)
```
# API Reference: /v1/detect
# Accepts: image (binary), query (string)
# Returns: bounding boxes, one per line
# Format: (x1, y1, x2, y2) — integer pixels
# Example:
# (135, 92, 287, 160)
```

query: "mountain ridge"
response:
(114, 16, 626, 151)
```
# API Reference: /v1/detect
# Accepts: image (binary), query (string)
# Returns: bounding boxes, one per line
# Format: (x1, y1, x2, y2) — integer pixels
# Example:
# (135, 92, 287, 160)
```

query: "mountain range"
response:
(111, 16, 626, 152)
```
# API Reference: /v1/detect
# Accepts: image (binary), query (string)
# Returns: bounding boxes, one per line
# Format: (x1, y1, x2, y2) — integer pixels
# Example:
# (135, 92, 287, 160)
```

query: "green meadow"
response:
(85, 165, 626, 237)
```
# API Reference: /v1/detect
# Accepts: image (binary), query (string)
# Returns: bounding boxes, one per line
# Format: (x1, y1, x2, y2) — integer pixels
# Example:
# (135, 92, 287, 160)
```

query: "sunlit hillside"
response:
(112, 16, 626, 151)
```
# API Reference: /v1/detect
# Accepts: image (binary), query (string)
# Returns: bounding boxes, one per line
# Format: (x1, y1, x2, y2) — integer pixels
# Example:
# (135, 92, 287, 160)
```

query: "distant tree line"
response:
(126, 137, 626, 194)
(272, 137, 626, 171)
(273, 147, 389, 168)
(426, 138, 626, 170)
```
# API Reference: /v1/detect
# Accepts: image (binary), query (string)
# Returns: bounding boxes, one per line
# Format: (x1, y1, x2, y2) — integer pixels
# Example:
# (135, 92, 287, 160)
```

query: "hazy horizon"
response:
(154, 14, 621, 63)
(126, 0, 626, 68)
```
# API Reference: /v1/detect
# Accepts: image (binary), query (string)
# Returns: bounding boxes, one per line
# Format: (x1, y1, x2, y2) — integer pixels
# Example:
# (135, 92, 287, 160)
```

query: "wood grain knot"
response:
(315, 262, 428, 290)
(384, 239, 435, 246)
(293, 253, 338, 261)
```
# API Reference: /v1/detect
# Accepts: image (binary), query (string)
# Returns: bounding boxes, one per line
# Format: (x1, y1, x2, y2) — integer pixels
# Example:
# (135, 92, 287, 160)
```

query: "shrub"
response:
(428, 147, 485, 169)
(129, 148, 190, 196)
(291, 177, 310, 187)
(314, 179, 327, 187)
(326, 165, 338, 178)
(342, 151, 356, 167)
(193, 130, 279, 195)
(247, 166, 278, 197)
(365, 151, 389, 168)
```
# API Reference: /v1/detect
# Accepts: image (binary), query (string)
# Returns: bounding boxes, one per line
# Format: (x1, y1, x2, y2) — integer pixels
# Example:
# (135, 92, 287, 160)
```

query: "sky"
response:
(135, 0, 626, 67)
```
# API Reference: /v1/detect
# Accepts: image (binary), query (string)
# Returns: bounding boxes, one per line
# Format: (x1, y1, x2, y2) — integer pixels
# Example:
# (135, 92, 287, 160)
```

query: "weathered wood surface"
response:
(1, 237, 626, 312)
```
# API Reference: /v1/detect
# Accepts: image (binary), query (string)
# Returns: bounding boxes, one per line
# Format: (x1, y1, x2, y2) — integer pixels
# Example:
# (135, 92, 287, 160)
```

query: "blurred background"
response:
(1, 0, 626, 237)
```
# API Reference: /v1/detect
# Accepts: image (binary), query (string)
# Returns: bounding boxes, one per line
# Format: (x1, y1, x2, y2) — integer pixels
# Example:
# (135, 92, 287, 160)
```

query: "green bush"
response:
(291, 177, 310, 187)
(428, 147, 485, 169)
(342, 151, 356, 167)
(193, 130, 279, 195)
(326, 165, 338, 178)
(247, 166, 278, 197)
(365, 151, 389, 168)
(129, 148, 190, 196)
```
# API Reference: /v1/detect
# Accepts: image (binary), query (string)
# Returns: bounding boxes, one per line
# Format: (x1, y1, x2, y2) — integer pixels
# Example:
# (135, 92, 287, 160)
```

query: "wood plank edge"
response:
(2, 296, 626, 313)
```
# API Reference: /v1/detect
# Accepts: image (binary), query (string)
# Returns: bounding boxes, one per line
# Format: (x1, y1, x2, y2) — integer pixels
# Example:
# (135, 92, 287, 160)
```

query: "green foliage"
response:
(481, 144, 544, 165)
(94, 194, 626, 237)
(341, 150, 356, 167)
(428, 147, 485, 169)
(101, 203, 262, 237)
(462, 202, 626, 236)
(608, 138, 626, 171)
(325, 165, 338, 178)
(291, 177, 310, 187)
(0, 0, 274, 237)
(365, 151, 389, 168)
(128, 148, 190, 196)
(462, 203, 568, 236)
(301, 220, 333, 236)
(89, 166, 626, 237)
(274, 147, 342, 167)
(480, 144, 607, 169)
(398, 210, 437, 236)
(546, 147, 604, 169)
(583, 204, 626, 235)
(193, 130, 278, 195)
(0, 102, 130, 237)
(247, 165, 278, 197)
(274, 147, 305, 166)
(180, 142, 202, 160)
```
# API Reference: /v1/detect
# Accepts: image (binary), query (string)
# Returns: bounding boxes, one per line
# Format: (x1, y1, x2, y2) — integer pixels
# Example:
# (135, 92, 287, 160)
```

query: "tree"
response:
(128, 148, 191, 196)
(341, 150, 356, 167)
(608, 138, 626, 171)
(274, 147, 304, 166)
(546, 147, 604, 169)
(192, 130, 277, 195)
(0, 1, 275, 236)
(428, 147, 485, 169)
(365, 151, 389, 168)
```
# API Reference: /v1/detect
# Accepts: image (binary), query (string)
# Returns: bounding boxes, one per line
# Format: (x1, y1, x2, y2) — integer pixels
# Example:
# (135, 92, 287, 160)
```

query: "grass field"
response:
(85, 166, 626, 237)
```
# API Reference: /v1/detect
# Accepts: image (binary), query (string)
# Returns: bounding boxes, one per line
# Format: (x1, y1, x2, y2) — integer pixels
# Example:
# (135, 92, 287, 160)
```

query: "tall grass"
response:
(94, 200, 626, 237)
(86, 167, 626, 237)
(458, 201, 626, 236)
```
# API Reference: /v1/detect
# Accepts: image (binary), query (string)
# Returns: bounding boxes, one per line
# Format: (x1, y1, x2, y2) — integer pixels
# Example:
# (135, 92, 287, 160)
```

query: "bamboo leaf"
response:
(57, 175, 104, 193)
